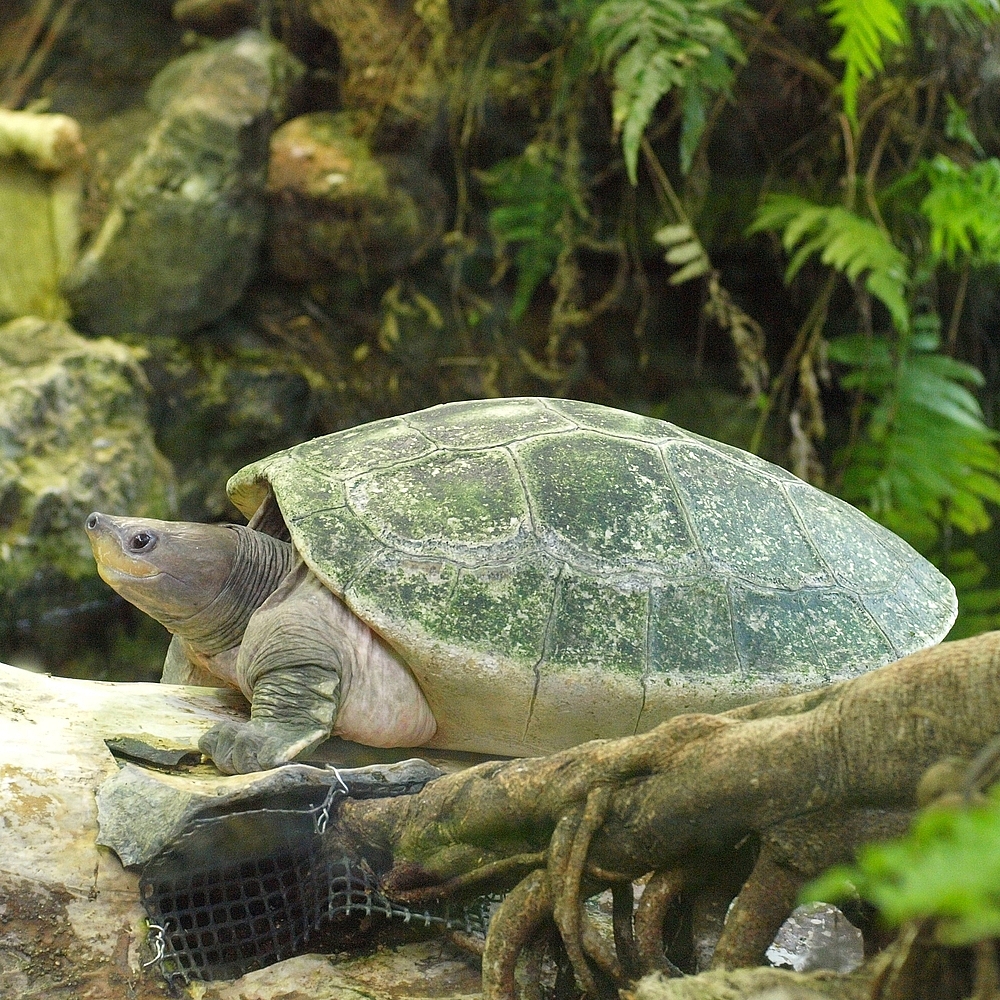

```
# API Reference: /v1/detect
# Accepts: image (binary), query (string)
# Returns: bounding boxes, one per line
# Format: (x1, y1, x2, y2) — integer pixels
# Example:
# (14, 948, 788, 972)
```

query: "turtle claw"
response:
(199, 718, 328, 774)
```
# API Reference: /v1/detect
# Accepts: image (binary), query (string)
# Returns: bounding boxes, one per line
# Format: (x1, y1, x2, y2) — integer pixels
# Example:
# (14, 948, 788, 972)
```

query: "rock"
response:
(0, 660, 487, 999)
(766, 903, 864, 974)
(267, 112, 447, 281)
(0, 316, 173, 626)
(97, 758, 445, 867)
(137, 318, 333, 521)
(0, 110, 85, 322)
(65, 31, 304, 338)
(33, 0, 184, 121)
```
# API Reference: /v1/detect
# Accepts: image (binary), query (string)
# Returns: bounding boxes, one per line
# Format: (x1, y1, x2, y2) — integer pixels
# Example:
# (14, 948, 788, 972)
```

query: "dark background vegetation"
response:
(2, 0, 1000, 669)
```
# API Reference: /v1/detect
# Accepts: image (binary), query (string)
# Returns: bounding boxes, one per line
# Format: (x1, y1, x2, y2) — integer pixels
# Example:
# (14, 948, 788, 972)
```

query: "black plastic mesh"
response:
(138, 782, 491, 982)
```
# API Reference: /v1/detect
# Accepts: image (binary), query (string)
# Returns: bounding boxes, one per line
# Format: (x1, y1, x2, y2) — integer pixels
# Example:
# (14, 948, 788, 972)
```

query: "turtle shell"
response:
(227, 397, 957, 755)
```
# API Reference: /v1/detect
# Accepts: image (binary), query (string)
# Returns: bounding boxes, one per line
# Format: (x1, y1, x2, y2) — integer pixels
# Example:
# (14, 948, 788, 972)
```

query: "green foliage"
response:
(749, 195, 911, 333)
(920, 156, 1000, 266)
(939, 548, 1000, 639)
(481, 149, 578, 319)
(912, 0, 1000, 32)
(654, 222, 712, 283)
(805, 785, 1000, 946)
(828, 318, 1000, 546)
(822, 0, 905, 125)
(588, 0, 750, 181)
(456, 0, 1000, 635)
(943, 94, 985, 156)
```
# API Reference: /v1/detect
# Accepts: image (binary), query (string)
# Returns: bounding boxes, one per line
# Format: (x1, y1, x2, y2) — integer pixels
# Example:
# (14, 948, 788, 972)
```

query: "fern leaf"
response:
(654, 222, 712, 282)
(749, 194, 911, 332)
(829, 324, 1000, 547)
(589, 0, 750, 182)
(920, 155, 1000, 267)
(481, 150, 576, 319)
(912, 0, 1000, 33)
(822, 0, 905, 123)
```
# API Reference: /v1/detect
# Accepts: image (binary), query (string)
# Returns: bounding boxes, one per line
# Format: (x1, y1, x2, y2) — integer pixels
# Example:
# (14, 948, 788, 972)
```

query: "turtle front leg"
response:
(199, 662, 340, 773)
(199, 562, 343, 774)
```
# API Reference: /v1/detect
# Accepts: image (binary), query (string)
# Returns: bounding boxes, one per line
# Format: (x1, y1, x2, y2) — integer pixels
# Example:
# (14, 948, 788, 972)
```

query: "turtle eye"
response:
(129, 530, 156, 553)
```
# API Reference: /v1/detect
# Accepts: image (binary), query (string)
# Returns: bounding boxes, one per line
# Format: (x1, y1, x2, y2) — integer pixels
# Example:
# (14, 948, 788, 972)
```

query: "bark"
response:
(338, 632, 999, 890)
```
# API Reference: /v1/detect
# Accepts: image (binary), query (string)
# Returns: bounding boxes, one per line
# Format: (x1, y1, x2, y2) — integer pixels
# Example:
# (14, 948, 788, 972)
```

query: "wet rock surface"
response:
(766, 903, 864, 975)
(65, 31, 304, 337)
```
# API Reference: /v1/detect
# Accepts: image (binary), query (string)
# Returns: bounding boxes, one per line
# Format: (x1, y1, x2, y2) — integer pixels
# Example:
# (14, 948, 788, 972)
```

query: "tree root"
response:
(482, 868, 552, 1000)
(325, 632, 1000, 999)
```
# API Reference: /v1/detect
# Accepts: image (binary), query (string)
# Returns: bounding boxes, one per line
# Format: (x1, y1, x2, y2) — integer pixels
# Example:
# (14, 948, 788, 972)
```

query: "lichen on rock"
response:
(0, 316, 174, 592)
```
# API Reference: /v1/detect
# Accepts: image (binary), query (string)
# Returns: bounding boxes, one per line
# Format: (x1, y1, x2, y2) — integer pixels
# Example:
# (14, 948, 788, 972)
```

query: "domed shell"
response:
(227, 397, 958, 756)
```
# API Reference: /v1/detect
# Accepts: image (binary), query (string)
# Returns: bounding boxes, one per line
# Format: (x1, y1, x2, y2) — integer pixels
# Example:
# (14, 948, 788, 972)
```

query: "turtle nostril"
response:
(86, 513, 100, 531)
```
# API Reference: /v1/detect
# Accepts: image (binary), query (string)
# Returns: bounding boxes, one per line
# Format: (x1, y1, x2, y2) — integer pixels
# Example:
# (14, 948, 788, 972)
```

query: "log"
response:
(0, 661, 488, 999)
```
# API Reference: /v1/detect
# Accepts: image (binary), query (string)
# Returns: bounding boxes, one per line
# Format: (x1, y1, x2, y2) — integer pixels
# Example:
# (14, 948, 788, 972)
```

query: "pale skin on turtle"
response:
(84, 512, 436, 774)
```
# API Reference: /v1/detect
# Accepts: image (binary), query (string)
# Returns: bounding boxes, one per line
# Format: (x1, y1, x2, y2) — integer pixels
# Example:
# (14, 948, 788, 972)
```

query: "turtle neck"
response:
(166, 526, 295, 655)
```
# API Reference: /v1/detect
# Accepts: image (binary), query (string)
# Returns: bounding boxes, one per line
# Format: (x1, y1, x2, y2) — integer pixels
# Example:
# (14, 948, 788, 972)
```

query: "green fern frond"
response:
(920, 155, 1000, 266)
(749, 194, 910, 332)
(481, 149, 577, 319)
(829, 319, 1000, 548)
(937, 548, 1000, 639)
(911, 0, 1000, 32)
(654, 222, 712, 282)
(589, 0, 750, 182)
(822, 0, 905, 124)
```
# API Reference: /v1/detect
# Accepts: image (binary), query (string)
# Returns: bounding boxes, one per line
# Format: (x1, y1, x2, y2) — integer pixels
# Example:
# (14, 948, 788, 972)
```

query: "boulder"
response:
(0, 317, 173, 619)
(65, 31, 303, 338)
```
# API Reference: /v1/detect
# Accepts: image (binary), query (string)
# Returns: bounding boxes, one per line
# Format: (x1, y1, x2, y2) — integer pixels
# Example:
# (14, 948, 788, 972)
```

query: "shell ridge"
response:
(852, 592, 903, 658)
(786, 481, 914, 597)
(397, 413, 453, 450)
(657, 441, 708, 571)
(505, 443, 541, 540)
(676, 436, 799, 483)
(536, 397, 583, 431)
(725, 581, 748, 676)
(523, 562, 566, 740)
(775, 479, 838, 589)
(429, 425, 577, 452)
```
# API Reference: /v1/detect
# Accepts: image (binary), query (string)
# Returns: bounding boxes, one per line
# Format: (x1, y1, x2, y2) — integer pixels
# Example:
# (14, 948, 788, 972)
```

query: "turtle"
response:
(85, 396, 958, 774)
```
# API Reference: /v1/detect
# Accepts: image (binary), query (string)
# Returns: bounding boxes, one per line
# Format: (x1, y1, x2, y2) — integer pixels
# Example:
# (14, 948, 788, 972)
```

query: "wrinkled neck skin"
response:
(87, 512, 296, 658)
(164, 526, 295, 655)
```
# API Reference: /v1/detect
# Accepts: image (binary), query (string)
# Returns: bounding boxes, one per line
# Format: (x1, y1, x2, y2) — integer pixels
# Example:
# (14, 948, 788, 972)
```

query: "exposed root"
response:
(634, 868, 686, 975)
(482, 868, 553, 1000)
(332, 634, 1000, 998)
(710, 841, 802, 969)
(613, 880, 641, 979)
(549, 784, 612, 996)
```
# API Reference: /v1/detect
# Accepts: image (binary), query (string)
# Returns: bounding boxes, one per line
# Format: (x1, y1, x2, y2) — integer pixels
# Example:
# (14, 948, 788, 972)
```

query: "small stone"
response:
(65, 32, 304, 338)
(765, 901, 864, 973)
(267, 112, 447, 280)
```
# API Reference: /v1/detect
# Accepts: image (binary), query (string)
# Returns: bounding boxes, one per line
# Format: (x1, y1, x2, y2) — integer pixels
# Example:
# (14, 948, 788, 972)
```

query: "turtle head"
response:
(85, 512, 243, 634)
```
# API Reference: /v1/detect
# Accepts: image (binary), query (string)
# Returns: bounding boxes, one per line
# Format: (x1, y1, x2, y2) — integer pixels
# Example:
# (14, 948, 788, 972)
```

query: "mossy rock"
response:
(65, 31, 304, 338)
(0, 317, 174, 593)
